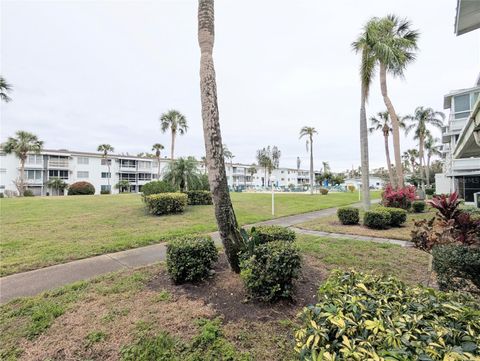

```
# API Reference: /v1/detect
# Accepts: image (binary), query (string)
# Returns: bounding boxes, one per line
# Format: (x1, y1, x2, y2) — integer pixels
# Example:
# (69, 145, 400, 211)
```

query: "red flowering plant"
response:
(381, 184, 416, 210)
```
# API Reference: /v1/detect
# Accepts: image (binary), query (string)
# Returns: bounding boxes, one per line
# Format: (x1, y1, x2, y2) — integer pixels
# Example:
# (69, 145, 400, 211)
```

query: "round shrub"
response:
(141, 180, 176, 196)
(67, 181, 95, 195)
(23, 189, 34, 197)
(425, 188, 435, 196)
(295, 270, 480, 360)
(240, 241, 301, 302)
(144, 193, 187, 215)
(166, 236, 218, 284)
(363, 209, 391, 229)
(319, 188, 329, 195)
(250, 225, 296, 244)
(337, 207, 359, 225)
(184, 190, 213, 205)
(412, 200, 426, 213)
(432, 244, 480, 293)
(382, 207, 407, 227)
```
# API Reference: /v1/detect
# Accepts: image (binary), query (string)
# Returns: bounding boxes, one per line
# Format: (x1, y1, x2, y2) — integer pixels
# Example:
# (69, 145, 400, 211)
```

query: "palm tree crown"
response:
(97, 144, 114, 156)
(2, 131, 43, 161)
(0, 76, 12, 102)
(152, 143, 164, 158)
(160, 110, 188, 160)
(404, 107, 445, 140)
(163, 157, 200, 192)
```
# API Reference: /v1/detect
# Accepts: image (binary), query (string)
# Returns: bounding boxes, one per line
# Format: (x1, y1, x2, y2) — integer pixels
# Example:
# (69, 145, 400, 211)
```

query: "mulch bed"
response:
(147, 254, 327, 322)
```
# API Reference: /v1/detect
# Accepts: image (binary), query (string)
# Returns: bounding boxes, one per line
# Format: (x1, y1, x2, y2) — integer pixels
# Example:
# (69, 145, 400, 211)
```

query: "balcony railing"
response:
(453, 158, 480, 171)
(48, 160, 69, 168)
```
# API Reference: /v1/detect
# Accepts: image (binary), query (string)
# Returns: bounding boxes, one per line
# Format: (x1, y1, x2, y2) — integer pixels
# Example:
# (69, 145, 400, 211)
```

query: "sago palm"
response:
(198, 0, 244, 272)
(2, 131, 43, 196)
(404, 106, 444, 188)
(152, 143, 165, 179)
(368, 15, 419, 188)
(299, 126, 317, 195)
(160, 110, 188, 160)
(97, 144, 114, 189)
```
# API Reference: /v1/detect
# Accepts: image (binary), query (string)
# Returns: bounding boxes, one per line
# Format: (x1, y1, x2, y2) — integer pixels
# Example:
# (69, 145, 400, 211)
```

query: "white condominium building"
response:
(0, 149, 317, 196)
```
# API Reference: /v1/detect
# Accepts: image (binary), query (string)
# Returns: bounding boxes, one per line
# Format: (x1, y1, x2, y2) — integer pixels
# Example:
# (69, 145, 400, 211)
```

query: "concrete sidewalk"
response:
(1, 200, 400, 304)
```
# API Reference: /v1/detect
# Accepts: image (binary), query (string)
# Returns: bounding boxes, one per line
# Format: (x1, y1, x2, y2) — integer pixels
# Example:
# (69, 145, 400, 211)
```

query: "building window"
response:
(138, 173, 152, 181)
(27, 154, 43, 165)
(77, 171, 89, 178)
(453, 94, 470, 119)
(101, 172, 111, 178)
(101, 159, 112, 166)
(120, 159, 135, 168)
(77, 157, 89, 165)
(49, 170, 68, 180)
(24, 170, 42, 180)
(138, 161, 151, 169)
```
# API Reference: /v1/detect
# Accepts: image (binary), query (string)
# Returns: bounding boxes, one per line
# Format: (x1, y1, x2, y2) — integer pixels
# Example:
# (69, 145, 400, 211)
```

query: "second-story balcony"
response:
(452, 158, 480, 172)
(47, 159, 69, 168)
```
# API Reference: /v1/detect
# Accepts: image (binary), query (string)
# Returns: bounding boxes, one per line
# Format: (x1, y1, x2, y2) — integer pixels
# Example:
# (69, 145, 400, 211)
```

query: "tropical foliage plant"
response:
(295, 270, 480, 360)
(163, 157, 200, 192)
(381, 184, 416, 209)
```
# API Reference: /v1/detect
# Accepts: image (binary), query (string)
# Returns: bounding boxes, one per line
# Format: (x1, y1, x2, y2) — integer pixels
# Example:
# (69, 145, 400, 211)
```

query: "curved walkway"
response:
(0, 201, 410, 304)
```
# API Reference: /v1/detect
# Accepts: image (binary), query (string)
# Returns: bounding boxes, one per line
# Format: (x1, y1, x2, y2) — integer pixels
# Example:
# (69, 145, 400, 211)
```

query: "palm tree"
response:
(160, 110, 188, 160)
(152, 143, 165, 179)
(369, 111, 406, 187)
(299, 126, 317, 195)
(369, 15, 419, 188)
(404, 106, 444, 189)
(256, 147, 271, 187)
(163, 157, 200, 192)
(223, 144, 234, 167)
(247, 164, 257, 186)
(97, 144, 114, 190)
(404, 149, 419, 174)
(2, 131, 43, 196)
(352, 19, 377, 209)
(200, 156, 208, 174)
(424, 135, 442, 188)
(115, 180, 131, 193)
(198, 0, 245, 272)
(0, 76, 12, 102)
(47, 177, 68, 196)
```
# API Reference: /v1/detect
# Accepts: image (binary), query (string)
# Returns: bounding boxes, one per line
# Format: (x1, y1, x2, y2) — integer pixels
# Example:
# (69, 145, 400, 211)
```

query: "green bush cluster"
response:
(336, 207, 359, 225)
(250, 225, 296, 244)
(432, 244, 480, 293)
(141, 180, 177, 196)
(100, 189, 111, 195)
(319, 188, 328, 195)
(144, 193, 187, 215)
(184, 190, 213, 205)
(382, 206, 407, 227)
(295, 270, 480, 360)
(425, 188, 435, 196)
(67, 181, 95, 195)
(412, 200, 426, 213)
(363, 209, 391, 229)
(166, 236, 218, 284)
(23, 189, 35, 197)
(240, 240, 301, 302)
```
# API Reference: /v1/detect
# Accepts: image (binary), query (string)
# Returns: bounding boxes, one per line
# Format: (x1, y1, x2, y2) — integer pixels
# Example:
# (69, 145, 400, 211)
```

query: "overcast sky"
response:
(1, 0, 479, 171)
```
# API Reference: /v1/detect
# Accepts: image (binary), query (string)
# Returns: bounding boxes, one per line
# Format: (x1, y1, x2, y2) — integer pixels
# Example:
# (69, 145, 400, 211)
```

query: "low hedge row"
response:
(144, 193, 188, 215)
(166, 236, 218, 284)
(295, 270, 480, 360)
(250, 225, 296, 244)
(412, 200, 426, 213)
(184, 190, 213, 205)
(363, 209, 391, 229)
(142, 180, 176, 196)
(337, 207, 359, 225)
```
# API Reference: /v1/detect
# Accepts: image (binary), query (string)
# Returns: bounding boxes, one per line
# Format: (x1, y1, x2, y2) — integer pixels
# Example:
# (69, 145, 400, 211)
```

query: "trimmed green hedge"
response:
(166, 236, 218, 284)
(250, 225, 296, 244)
(295, 270, 480, 360)
(432, 244, 480, 293)
(144, 193, 187, 215)
(412, 200, 426, 213)
(319, 188, 329, 195)
(382, 207, 407, 227)
(363, 209, 391, 229)
(240, 240, 301, 302)
(337, 207, 359, 225)
(141, 180, 176, 196)
(184, 190, 213, 205)
(68, 181, 95, 195)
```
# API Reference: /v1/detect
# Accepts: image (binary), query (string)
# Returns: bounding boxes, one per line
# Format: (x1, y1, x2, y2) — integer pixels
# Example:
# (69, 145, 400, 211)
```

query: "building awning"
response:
(455, 0, 480, 35)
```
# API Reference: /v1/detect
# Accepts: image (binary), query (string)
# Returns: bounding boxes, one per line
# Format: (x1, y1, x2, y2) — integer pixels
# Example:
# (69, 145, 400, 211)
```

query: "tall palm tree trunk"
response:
(157, 156, 161, 179)
(426, 155, 431, 187)
(360, 85, 371, 210)
(379, 63, 404, 188)
(107, 158, 111, 189)
(19, 158, 26, 196)
(309, 135, 314, 195)
(418, 137, 426, 190)
(198, 0, 244, 273)
(383, 131, 395, 187)
(171, 132, 176, 160)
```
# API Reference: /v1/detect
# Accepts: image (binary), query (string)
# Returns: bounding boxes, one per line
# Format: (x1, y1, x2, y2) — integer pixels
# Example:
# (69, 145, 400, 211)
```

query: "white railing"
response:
(453, 158, 480, 171)
(48, 160, 69, 168)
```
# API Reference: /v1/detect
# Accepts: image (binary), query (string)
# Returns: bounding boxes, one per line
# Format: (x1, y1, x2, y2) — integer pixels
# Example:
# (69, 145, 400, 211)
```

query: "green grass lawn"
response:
(0, 233, 427, 361)
(298, 208, 435, 241)
(0, 191, 379, 276)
